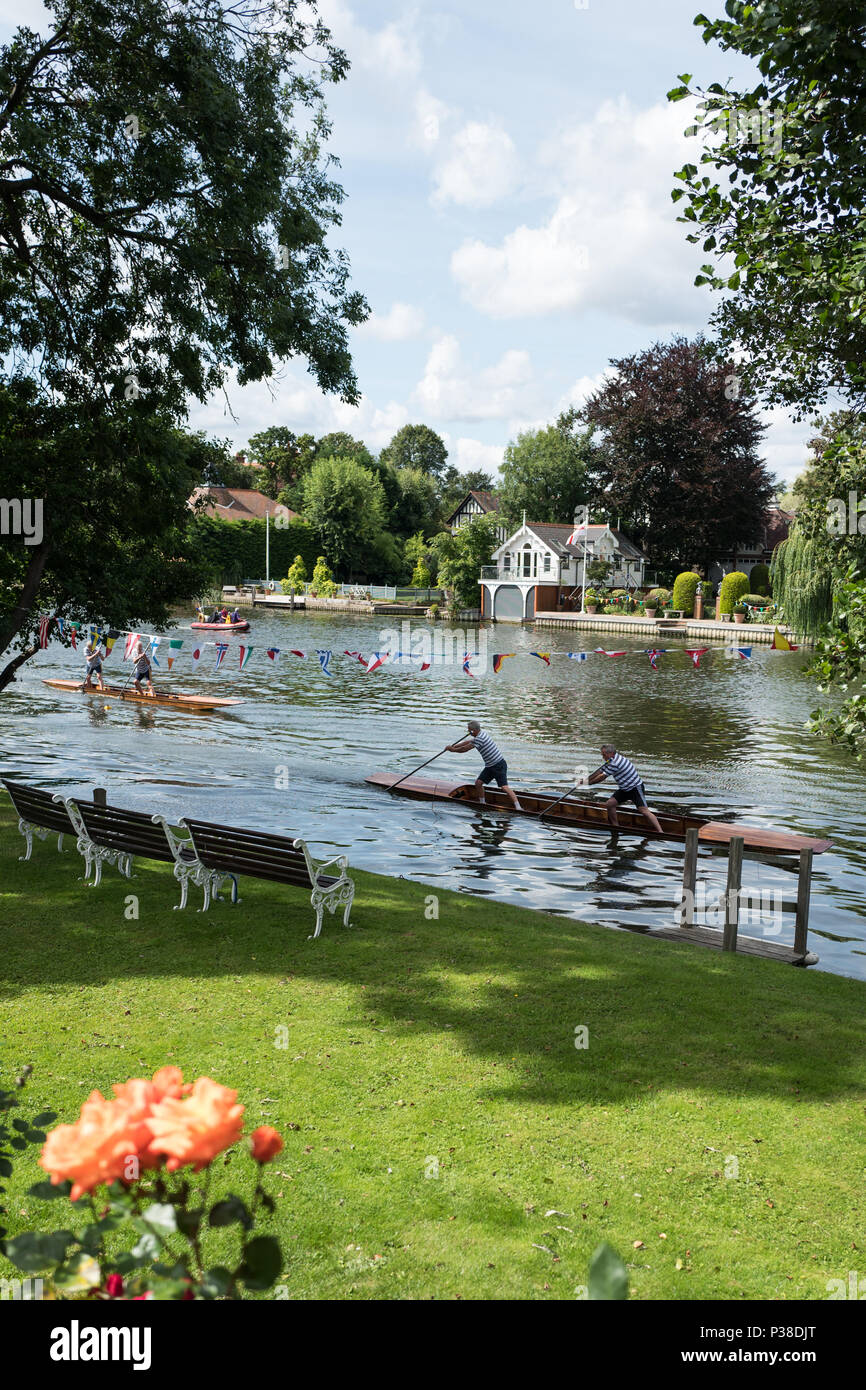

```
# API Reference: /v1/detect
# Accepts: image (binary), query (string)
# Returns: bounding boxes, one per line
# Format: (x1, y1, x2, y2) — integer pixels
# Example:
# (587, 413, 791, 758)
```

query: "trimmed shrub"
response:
(719, 571, 750, 615)
(742, 594, 771, 607)
(749, 562, 771, 595)
(672, 572, 701, 615)
(647, 587, 671, 607)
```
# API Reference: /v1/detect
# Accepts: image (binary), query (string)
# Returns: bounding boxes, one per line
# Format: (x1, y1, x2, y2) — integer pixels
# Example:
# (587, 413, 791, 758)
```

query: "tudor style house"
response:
(445, 489, 508, 544)
(479, 518, 650, 621)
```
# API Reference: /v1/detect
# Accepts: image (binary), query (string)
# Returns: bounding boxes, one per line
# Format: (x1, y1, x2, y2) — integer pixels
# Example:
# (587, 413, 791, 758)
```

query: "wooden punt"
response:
(365, 772, 832, 856)
(190, 620, 250, 633)
(42, 679, 243, 713)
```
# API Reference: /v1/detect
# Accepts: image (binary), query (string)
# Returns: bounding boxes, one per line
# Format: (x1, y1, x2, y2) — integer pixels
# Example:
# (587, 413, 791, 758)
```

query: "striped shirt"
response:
(472, 730, 504, 768)
(598, 752, 642, 791)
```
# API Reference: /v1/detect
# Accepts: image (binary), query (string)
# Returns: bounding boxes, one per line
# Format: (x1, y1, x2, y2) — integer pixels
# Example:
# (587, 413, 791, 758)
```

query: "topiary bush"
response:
(742, 594, 771, 607)
(749, 562, 771, 595)
(646, 587, 671, 607)
(719, 571, 750, 615)
(672, 572, 701, 615)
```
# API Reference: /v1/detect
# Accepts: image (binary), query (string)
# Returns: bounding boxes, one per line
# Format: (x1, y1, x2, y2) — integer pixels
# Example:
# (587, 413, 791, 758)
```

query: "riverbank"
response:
(1, 798, 863, 1300)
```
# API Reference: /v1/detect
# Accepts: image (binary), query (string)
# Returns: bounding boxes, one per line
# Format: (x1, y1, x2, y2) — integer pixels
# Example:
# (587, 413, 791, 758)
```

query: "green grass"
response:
(1, 795, 864, 1300)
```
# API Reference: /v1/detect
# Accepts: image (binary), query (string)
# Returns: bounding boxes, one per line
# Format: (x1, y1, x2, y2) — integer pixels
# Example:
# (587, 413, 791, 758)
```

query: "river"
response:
(2, 608, 865, 980)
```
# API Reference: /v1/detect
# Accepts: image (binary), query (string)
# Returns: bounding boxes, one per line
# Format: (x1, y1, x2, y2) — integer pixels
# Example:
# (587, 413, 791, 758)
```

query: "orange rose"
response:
(145, 1077, 244, 1172)
(40, 1090, 143, 1201)
(250, 1126, 284, 1163)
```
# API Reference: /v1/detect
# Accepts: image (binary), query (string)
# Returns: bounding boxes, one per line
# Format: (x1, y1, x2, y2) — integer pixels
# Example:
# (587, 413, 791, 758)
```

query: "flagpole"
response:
(265, 511, 270, 586)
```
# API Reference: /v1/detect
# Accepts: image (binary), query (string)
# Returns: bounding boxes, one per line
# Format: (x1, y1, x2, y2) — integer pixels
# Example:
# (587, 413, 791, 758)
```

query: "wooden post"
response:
(794, 847, 813, 958)
(93, 788, 106, 807)
(679, 827, 699, 927)
(723, 836, 743, 951)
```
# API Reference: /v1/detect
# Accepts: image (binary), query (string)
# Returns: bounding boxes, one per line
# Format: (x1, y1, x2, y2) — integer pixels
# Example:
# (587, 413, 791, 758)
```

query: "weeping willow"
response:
(770, 530, 835, 637)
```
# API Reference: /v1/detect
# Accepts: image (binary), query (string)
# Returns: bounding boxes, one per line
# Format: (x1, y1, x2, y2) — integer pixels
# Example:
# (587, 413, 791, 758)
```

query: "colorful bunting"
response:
(567, 652, 590, 662)
(38, 616, 52, 649)
(316, 650, 332, 676)
(366, 652, 389, 673)
(290, 649, 306, 659)
(343, 650, 367, 665)
(462, 652, 476, 678)
(266, 647, 281, 664)
(725, 646, 752, 661)
(124, 633, 139, 661)
(595, 648, 627, 657)
(685, 648, 710, 668)
(191, 646, 202, 671)
(530, 652, 551, 664)
(167, 638, 183, 672)
(149, 637, 161, 667)
(214, 642, 229, 670)
(646, 648, 666, 670)
(239, 645, 253, 670)
(492, 653, 515, 673)
(772, 628, 799, 651)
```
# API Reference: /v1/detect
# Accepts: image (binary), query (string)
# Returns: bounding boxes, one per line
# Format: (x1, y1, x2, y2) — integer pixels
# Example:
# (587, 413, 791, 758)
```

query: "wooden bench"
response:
(180, 818, 355, 938)
(1, 778, 76, 860)
(61, 798, 198, 896)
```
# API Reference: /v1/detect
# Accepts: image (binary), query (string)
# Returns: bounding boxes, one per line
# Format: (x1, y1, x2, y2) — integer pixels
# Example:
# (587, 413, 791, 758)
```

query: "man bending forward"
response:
(447, 721, 521, 811)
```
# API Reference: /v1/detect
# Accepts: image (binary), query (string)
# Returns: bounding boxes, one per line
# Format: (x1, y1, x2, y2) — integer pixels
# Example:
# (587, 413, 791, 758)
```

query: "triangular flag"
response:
(529, 652, 551, 664)
(462, 652, 476, 678)
(492, 654, 515, 673)
(685, 647, 710, 668)
(316, 650, 332, 676)
(191, 646, 203, 671)
(343, 650, 367, 665)
(290, 649, 306, 659)
(68, 621, 79, 649)
(214, 642, 229, 670)
(239, 645, 253, 670)
(167, 638, 183, 671)
(725, 646, 752, 661)
(366, 652, 388, 673)
(266, 647, 281, 664)
(595, 648, 627, 657)
(149, 637, 161, 667)
(772, 627, 798, 651)
(124, 633, 139, 661)
(567, 652, 590, 662)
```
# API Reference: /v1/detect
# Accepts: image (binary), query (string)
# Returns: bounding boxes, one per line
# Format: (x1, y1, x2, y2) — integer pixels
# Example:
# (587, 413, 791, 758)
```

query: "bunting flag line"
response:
(266, 647, 281, 664)
(530, 652, 551, 664)
(239, 645, 253, 670)
(595, 648, 627, 657)
(167, 638, 183, 671)
(685, 648, 710, 668)
(567, 652, 590, 662)
(316, 650, 332, 676)
(772, 628, 799, 651)
(725, 646, 752, 661)
(646, 648, 667, 670)
(492, 653, 515, 673)
(149, 637, 161, 667)
(214, 642, 229, 670)
(38, 616, 52, 649)
(462, 652, 476, 678)
(290, 649, 306, 659)
(191, 646, 202, 671)
(123, 633, 139, 661)
(343, 650, 367, 665)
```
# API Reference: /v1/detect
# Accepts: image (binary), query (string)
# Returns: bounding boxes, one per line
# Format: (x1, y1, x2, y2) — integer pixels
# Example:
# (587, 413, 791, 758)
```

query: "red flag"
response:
(595, 648, 626, 657)
(38, 616, 52, 649)
(290, 649, 306, 658)
(685, 647, 710, 668)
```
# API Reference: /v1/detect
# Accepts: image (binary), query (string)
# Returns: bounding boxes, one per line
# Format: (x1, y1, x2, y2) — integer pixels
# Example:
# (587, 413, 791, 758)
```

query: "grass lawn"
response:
(1, 794, 864, 1301)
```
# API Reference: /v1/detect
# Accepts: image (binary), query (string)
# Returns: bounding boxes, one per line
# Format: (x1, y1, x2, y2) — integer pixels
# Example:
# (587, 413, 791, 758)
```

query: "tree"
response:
(380, 424, 448, 479)
(389, 468, 439, 539)
(0, 384, 214, 689)
(404, 531, 439, 582)
(579, 336, 773, 572)
(0, 0, 367, 685)
(201, 443, 259, 490)
(281, 554, 307, 594)
(311, 555, 337, 597)
(315, 432, 376, 469)
(669, 2, 866, 412)
(499, 417, 593, 529)
(430, 514, 500, 611)
(248, 428, 317, 501)
(410, 557, 432, 588)
(437, 465, 497, 522)
(302, 456, 386, 576)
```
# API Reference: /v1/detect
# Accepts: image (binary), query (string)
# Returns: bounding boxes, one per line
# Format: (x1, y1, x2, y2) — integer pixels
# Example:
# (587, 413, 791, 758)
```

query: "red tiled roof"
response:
(189, 487, 298, 523)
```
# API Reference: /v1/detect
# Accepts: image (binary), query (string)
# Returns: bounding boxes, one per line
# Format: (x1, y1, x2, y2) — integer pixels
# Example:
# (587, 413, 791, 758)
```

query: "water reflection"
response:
(1, 608, 864, 979)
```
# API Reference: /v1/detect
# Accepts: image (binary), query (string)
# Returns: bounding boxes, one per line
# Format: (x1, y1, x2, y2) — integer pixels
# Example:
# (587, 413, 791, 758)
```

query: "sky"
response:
(0, 0, 817, 484)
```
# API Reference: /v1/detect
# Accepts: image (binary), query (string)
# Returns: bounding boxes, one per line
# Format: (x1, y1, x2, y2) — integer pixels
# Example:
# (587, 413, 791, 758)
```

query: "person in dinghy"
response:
(446, 721, 522, 811)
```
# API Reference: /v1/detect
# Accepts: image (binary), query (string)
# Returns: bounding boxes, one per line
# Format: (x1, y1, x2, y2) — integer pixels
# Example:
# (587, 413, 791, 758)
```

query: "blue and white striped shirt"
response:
(472, 730, 504, 768)
(599, 752, 642, 791)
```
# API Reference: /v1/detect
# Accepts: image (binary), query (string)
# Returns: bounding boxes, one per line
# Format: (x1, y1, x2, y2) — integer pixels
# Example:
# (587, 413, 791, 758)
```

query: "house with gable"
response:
(479, 517, 650, 621)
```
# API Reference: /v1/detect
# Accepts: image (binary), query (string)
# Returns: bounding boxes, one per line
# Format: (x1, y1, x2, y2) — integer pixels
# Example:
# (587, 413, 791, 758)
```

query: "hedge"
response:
(719, 571, 750, 615)
(671, 572, 701, 615)
(189, 515, 320, 588)
(749, 562, 771, 595)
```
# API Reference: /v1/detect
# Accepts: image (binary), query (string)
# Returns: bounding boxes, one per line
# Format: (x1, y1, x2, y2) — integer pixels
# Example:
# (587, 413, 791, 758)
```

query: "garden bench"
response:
(1, 778, 76, 861)
(179, 818, 355, 938)
(61, 798, 198, 893)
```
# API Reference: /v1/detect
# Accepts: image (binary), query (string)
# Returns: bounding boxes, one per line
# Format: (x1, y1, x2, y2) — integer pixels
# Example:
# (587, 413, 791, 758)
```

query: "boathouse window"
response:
(503, 553, 511, 571)
(543, 553, 551, 573)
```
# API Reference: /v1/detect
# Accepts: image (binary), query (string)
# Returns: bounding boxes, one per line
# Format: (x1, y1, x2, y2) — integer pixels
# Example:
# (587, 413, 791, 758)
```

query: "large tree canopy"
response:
(499, 415, 593, 529)
(669, 0, 866, 412)
(301, 455, 386, 576)
(380, 424, 448, 479)
(579, 336, 773, 571)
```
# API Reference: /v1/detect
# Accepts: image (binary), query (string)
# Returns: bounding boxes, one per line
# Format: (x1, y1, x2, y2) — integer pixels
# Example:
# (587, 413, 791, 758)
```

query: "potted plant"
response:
(584, 588, 600, 614)
(733, 604, 747, 624)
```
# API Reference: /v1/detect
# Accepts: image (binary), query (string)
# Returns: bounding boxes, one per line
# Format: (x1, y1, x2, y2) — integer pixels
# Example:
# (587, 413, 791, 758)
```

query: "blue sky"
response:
(0, 0, 815, 482)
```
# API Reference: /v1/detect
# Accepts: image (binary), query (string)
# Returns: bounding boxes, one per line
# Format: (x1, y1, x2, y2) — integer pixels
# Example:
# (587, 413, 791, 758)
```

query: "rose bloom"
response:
(145, 1077, 244, 1172)
(250, 1126, 284, 1164)
(40, 1067, 193, 1199)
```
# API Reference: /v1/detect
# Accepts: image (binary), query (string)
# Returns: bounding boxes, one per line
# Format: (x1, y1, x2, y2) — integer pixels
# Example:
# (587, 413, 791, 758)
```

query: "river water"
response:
(2, 609, 865, 980)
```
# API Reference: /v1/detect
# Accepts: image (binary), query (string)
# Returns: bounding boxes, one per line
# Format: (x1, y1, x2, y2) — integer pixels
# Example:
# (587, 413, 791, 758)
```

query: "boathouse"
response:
(479, 520, 649, 621)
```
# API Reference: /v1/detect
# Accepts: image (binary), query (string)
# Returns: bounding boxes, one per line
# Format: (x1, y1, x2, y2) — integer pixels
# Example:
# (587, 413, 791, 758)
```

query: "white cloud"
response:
(450, 96, 708, 325)
(432, 121, 520, 207)
(413, 335, 537, 422)
(759, 406, 813, 485)
(356, 301, 425, 341)
(317, 0, 421, 81)
(556, 370, 615, 415)
(414, 89, 451, 147)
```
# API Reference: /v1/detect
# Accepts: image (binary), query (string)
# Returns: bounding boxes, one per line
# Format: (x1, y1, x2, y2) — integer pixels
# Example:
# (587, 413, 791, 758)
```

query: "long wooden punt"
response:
(42, 679, 243, 713)
(365, 772, 832, 856)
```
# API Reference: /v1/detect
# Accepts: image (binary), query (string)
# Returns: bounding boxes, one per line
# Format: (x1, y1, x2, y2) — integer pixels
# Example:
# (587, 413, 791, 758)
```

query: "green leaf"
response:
(4, 1232, 51, 1273)
(208, 1195, 252, 1230)
(201, 1266, 232, 1299)
(177, 1206, 204, 1237)
(238, 1235, 282, 1292)
(143, 1202, 178, 1234)
(588, 1243, 629, 1300)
